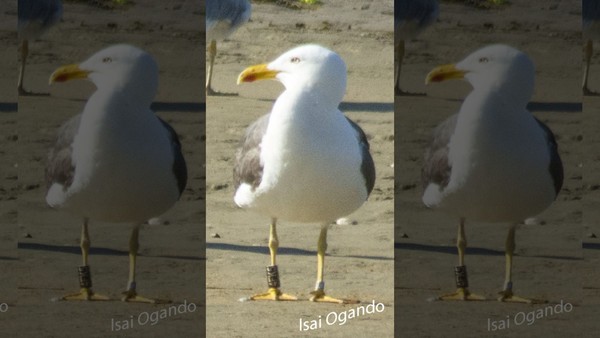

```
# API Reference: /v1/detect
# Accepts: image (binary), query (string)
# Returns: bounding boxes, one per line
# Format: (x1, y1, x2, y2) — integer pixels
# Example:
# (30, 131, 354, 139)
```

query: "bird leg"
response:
(309, 223, 357, 304)
(583, 39, 597, 96)
(62, 219, 109, 301)
(249, 219, 297, 301)
(394, 40, 405, 96)
(18, 40, 29, 96)
(206, 40, 218, 96)
(395, 40, 425, 96)
(438, 218, 486, 301)
(497, 224, 543, 303)
(121, 224, 163, 303)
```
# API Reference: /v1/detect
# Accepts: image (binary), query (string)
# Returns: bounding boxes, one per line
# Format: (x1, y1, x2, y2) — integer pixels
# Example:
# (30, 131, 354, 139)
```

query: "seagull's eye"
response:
(102, 57, 113, 63)
(290, 57, 301, 64)
(479, 57, 489, 63)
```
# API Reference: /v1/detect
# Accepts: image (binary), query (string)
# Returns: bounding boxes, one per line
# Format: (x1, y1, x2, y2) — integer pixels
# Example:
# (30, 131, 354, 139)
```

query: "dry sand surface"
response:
(7, 0, 205, 336)
(583, 65, 600, 335)
(205, 1, 394, 337)
(396, 0, 597, 336)
(4, 0, 600, 337)
(0, 0, 19, 326)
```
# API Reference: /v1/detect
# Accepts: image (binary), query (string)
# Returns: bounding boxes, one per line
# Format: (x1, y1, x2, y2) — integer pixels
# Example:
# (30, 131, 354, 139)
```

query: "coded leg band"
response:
(266, 265, 280, 288)
(454, 265, 468, 288)
(78, 265, 92, 288)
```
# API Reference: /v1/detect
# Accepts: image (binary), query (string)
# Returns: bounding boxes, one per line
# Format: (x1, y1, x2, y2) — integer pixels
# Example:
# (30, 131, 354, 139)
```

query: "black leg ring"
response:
(78, 265, 92, 288)
(454, 265, 468, 288)
(266, 265, 280, 288)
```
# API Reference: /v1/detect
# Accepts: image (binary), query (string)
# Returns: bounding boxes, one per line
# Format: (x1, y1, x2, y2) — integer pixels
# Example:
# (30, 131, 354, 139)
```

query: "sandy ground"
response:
(205, 1, 394, 337)
(0, 0, 19, 326)
(5, 0, 600, 336)
(583, 54, 600, 335)
(7, 1, 205, 336)
(395, 0, 597, 336)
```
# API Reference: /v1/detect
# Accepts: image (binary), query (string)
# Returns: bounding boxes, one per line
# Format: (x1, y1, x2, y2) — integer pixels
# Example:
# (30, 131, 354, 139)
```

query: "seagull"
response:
(583, 0, 600, 95)
(46, 44, 187, 303)
(18, 0, 63, 95)
(206, 0, 251, 96)
(234, 44, 375, 303)
(422, 44, 563, 303)
(395, 0, 438, 96)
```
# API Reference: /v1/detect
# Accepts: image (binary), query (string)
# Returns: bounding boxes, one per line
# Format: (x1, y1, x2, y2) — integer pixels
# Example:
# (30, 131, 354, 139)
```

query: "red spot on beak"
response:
(53, 74, 69, 82)
(430, 74, 443, 82)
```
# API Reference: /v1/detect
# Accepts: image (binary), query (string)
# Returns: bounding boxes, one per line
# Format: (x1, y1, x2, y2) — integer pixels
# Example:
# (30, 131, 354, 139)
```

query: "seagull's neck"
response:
(92, 75, 156, 108)
(262, 86, 346, 162)
(271, 86, 341, 127)
(77, 88, 157, 150)
(462, 86, 529, 125)
(467, 74, 532, 112)
(450, 86, 534, 164)
(258, 84, 355, 199)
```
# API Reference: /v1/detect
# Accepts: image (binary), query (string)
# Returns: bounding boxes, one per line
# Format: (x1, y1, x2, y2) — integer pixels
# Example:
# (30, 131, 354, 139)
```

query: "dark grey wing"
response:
(45, 113, 80, 193)
(18, 0, 62, 30)
(233, 114, 269, 191)
(395, 0, 439, 30)
(206, 0, 251, 29)
(345, 117, 376, 197)
(158, 117, 188, 197)
(422, 113, 457, 190)
(583, 0, 600, 24)
(534, 117, 563, 196)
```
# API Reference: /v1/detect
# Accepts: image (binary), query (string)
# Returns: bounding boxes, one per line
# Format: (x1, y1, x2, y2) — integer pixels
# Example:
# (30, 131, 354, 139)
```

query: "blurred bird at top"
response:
(395, 0, 438, 96)
(206, 0, 251, 96)
(583, 0, 600, 96)
(18, 0, 63, 96)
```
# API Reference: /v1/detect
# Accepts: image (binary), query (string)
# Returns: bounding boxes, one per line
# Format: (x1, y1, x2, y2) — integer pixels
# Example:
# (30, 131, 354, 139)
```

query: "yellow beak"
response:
(237, 63, 279, 85)
(425, 64, 466, 84)
(49, 64, 90, 84)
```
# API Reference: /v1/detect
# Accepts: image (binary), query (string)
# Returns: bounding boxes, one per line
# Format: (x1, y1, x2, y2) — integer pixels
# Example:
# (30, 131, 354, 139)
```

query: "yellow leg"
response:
(584, 39, 595, 95)
(498, 224, 544, 304)
(121, 225, 165, 303)
(439, 218, 486, 301)
(309, 224, 357, 304)
(206, 40, 217, 96)
(394, 40, 404, 96)
(249, 219, 297, 301)
(18, 40, 28, 96)
(62, 219, 110, 301)
(268, 218, 278, 267)
(394, 40, 425, 96)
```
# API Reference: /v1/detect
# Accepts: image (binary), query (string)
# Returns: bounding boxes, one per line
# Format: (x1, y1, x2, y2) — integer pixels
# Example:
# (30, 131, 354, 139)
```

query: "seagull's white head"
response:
(426, 44, 535, 105)
(237, 44, 347, 106)
(50, 44, 158, 106)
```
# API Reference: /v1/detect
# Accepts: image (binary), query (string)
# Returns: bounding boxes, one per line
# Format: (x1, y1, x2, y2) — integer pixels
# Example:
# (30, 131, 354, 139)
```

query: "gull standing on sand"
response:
(422, 44, 563, 303)
(18, 0, 63, 95)
(234, 44, 375, 303)
(583, 0, 600, 95)
(46, 44, 187, 302)
(395, 0, 438, 96)
(206, 0, 251, 95)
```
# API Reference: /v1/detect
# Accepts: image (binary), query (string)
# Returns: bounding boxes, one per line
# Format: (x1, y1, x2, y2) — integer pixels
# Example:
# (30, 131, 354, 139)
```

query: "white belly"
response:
(235, 114, 368, 223)
(49, 113, 180, 223)
(428, 114, 556, 222)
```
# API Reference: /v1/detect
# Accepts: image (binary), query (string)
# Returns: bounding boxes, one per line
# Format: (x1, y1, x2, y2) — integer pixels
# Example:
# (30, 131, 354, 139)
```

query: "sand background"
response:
(396, 0, 597, 336)
(8, 0, 205, 336)
(205, 1, 394, 337)
(0, 0, 19, 325)
(3, 0, 600, 337)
